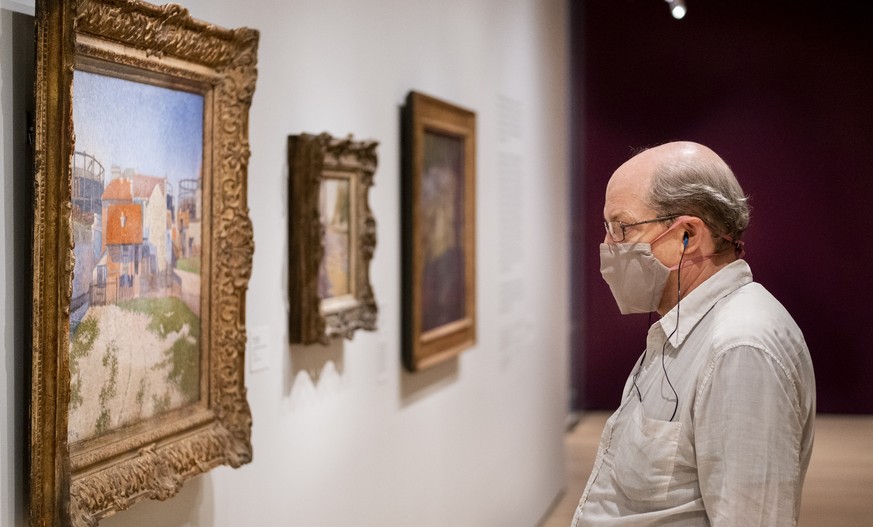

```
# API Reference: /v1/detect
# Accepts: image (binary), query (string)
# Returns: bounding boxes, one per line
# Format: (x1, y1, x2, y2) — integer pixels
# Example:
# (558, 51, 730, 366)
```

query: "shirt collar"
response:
(656, 259, 754, 348)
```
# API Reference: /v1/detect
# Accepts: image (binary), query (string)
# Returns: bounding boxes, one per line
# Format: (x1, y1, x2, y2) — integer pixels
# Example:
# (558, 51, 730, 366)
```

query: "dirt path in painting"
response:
(68, 305, 192, 443)
(174, 269, 200, 317)
(321, 225, 349, 297)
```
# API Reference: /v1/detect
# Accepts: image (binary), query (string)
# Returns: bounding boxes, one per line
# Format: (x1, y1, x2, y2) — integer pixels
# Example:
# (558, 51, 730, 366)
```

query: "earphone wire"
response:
(631, 236, 686, 421)
(632, 313, 653, 402)
(661, 239, 686, 421)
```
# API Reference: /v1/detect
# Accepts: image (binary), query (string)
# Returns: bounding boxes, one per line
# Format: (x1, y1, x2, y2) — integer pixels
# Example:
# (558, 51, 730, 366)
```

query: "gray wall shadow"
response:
(399, 355, 460, 408)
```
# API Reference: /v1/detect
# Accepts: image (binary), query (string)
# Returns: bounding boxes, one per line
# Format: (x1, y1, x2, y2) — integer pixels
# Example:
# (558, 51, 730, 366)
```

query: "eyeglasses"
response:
(603, 215, 680, 242)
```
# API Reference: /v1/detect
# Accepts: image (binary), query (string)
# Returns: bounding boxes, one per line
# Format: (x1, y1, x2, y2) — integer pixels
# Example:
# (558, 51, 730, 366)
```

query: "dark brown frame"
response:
(402, 91, 477, 371)
(288, 133, 379, 344)
(31, 1, 258, 525)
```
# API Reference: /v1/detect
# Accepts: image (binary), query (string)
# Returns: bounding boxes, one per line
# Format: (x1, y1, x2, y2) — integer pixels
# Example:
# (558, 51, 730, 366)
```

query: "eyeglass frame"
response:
(603, 214, 682, 243)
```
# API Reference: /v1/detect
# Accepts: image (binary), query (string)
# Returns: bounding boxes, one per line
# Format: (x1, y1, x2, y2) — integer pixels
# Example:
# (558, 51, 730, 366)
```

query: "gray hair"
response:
(646, 158, 750, 253)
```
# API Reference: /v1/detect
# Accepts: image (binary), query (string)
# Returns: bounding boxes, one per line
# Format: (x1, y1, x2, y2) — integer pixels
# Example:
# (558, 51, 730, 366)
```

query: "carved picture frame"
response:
(31, 1, 258, 525)
(288, 133, 378, 345)
(401, 91, 476, 371)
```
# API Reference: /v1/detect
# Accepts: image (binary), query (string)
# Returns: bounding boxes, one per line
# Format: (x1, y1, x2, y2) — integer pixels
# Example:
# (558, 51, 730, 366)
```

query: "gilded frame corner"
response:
(31, 1, 258, 525)
(288, 132, 379, 345)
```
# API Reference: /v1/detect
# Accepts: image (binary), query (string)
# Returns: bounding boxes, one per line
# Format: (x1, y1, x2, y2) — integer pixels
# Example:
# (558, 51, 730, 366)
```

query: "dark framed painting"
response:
(402, 91, 476, 371)
(31, 1, 258, 525)
(288, 133, 378, 344)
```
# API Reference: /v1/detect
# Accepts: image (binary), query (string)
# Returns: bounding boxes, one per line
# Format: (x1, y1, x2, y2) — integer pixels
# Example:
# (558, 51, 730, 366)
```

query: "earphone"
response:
(633, 231, 685, 421)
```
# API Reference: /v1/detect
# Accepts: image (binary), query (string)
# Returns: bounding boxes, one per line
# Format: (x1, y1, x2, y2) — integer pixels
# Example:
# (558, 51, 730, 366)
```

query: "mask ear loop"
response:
(721, 233, 746, 258)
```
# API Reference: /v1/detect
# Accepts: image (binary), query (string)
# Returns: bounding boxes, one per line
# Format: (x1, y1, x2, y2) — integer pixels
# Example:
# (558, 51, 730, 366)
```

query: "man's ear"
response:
(679, 217, 706, 252)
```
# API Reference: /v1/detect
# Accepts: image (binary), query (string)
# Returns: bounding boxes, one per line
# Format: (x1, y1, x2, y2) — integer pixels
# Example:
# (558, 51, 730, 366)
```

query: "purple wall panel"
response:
(572, 0, 873, 413)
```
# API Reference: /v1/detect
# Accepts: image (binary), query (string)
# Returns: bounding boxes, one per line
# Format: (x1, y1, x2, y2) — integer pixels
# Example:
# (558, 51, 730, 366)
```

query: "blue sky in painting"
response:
(72, 70, 204, 189)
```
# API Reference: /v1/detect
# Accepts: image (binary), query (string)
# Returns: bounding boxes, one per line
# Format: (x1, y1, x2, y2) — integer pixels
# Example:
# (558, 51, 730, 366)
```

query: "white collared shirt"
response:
(572, 260, 816, 527)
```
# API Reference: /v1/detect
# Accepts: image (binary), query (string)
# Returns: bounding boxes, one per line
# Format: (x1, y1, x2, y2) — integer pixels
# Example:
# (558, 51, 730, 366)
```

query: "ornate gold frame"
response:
(401, 91, 477, 371)
(31, 1, 258, 525)
(288, 133, 378, 345)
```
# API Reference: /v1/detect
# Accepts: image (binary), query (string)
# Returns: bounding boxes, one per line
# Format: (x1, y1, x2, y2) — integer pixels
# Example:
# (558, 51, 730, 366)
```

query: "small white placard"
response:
(248, 325, 271, 373)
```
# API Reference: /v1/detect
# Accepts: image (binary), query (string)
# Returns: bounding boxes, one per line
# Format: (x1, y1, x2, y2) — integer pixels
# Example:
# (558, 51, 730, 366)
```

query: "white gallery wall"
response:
(0, 0, 570, 525)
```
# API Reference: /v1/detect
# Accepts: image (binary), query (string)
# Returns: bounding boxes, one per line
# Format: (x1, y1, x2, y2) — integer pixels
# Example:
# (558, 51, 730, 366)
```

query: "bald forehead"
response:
(603, 141, 724, 221)
(603, 153, 657, 221)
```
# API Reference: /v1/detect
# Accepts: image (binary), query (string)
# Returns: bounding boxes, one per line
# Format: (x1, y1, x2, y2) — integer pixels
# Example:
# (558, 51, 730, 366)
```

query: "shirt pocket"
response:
(613, 404, 682, 502)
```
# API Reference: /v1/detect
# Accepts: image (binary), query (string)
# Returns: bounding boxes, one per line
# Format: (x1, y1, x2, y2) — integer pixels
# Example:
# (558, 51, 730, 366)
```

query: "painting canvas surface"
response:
(420, 130, 466, 332)
(68, 70, 204, 443)
(318, 176, 351, 299)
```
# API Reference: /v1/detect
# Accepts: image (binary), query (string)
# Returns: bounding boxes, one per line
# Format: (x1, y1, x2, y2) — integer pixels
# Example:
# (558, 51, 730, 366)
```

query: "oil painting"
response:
(402, 91, 476, 371)
(31, 1, 258, 524)
(420, 131, 466, 332)
(288, 133, 378, 345)
(318, 176, 352, 300)
(69, 70, 205, 443)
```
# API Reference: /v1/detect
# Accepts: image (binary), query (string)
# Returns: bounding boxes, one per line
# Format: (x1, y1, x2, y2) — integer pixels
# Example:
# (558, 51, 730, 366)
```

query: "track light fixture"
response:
(665, 0, 686, 19)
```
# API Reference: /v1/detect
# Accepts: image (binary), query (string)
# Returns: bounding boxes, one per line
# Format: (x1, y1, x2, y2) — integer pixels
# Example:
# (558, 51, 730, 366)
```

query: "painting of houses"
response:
(317, 177, 352, 300)
(68, 69, 205, 443)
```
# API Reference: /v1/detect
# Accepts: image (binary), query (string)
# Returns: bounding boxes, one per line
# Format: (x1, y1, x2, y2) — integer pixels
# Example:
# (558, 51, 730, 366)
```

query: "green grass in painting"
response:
(134, 377, 147, 419)
(70, 376, 83, 411)
(119, 297, 199, 338)
(94, 341, 119, 436)
(69, 316, 99, 410)
(152, 391, 171, 414)
(135, 377, 146, 406)
(176, 257, 200, 274)
(164, 335, 200, 402)
(119, 296, 200, 403)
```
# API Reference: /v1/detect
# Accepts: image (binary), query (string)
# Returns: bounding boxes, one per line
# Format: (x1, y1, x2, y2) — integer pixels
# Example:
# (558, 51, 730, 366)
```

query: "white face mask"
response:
(599, 242, 671, 314)
(600, 215, 744, 314)
(599, 218, 690, 314)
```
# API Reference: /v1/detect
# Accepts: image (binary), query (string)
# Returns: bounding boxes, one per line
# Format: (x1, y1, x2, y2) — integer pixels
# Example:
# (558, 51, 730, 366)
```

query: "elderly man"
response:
(572, 142, 815, 526)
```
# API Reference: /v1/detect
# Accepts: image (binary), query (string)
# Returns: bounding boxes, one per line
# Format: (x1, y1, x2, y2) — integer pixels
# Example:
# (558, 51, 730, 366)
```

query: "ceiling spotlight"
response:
(665, 0, 687, 19)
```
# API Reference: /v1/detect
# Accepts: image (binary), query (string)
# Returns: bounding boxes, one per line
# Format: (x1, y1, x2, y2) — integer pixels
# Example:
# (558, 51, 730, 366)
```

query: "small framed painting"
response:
(401, 91, 476, 371)
(31, 1, 258, 525)
(288, 133, 378, 344)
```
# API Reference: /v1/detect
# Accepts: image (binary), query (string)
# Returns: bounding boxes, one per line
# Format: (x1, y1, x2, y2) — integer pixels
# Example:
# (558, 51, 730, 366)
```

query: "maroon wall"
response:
(570, 0, 873, 413)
